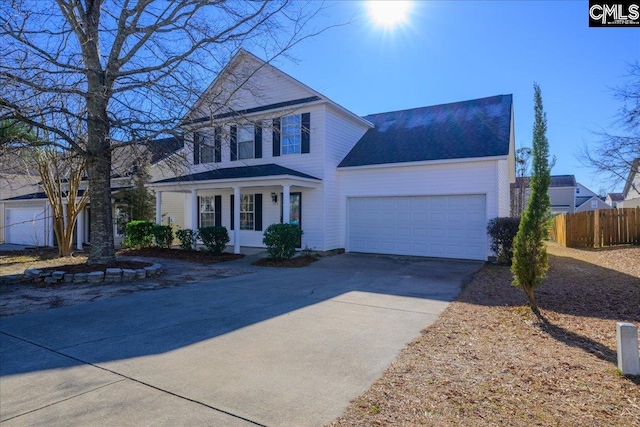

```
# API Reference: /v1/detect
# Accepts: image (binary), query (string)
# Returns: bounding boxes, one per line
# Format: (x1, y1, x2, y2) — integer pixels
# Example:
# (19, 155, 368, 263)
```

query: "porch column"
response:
(46, 202, 54, 247)
(155, 191, 162, 225)
(190, 189, 198, 231)
(282, 184, 291, 224)
(233, 186, 241, 254)
(76, 209, 83, 251)
(62, 202, 68, 232)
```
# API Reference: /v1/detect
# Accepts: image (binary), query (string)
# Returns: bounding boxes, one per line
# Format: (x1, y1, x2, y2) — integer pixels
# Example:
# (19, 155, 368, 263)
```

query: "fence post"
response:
(617, 323, 640, 376)
(593, 209, 601, 248)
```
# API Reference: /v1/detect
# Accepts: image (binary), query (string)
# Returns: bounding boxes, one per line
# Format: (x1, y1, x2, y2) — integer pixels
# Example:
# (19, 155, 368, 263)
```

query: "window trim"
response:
(237, 124, 255, 160)
(240, 194, 255, 230)
(199, 196, 216, 228)
(281, 114, 302, 155)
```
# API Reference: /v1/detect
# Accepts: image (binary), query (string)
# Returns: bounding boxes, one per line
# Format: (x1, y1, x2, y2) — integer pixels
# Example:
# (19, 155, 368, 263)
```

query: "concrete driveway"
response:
(0, 253, 482, 427)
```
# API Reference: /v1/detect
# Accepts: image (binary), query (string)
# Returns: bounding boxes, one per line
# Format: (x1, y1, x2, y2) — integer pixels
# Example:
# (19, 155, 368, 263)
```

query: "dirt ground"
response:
(329, 242, 640, 427)
(0, 250, 248, 318)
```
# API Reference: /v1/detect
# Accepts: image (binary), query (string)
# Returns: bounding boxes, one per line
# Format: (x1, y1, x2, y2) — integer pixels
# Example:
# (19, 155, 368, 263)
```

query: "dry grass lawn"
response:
(329, 242, 640, 427)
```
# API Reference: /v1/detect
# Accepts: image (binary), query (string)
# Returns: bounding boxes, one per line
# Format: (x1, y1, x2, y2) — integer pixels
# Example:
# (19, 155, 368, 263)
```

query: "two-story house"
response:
(618, 158, 640, 208)
(510, 174, 611, 216)
(1, 138, 182, 247)
(150, 50, 515, 261)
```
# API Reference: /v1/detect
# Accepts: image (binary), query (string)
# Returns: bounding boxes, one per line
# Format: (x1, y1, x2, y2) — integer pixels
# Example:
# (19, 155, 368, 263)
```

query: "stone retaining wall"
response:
(24, 263, 162, 284)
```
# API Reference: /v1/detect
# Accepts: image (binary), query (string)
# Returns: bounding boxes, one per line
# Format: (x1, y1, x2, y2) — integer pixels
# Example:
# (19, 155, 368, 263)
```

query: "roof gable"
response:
(184, 49, 370, 128)
(339, 95, 513, 168)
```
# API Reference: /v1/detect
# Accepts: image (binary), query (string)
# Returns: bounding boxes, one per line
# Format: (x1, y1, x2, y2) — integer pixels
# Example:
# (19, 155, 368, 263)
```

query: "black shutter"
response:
(230, 125, 237, 161)
(301, 112, 310, 154)
(193, 133, 200, 165)
(214, 195, 222, 227)
(230, 194, 234, 230)
(272, 118, 280, 157)
(214, 127, 222, 163)
(254, 123, 262, 159)
(255, 193, 263, 231)
(196, 196, 201, 228)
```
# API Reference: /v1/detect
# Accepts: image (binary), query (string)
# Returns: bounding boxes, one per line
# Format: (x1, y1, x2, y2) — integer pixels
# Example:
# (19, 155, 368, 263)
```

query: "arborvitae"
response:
(511, 83, 552, 315)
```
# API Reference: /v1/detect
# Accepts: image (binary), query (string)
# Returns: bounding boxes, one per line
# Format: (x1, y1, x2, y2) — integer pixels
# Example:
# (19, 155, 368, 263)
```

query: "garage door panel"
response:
(6, 207, 47, 246)
(348, 195, 486, 261)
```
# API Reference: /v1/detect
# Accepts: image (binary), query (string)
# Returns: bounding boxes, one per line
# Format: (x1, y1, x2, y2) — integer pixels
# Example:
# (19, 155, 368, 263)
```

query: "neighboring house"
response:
(510, 174, 612, 215)
(149, 49, 515, 261)
(618, 158, 640, 208)
(605, 192, 624, 208)
(0, 149, 42, 244)
(574, 182, 612, 213)
(0, 138, 183, 247)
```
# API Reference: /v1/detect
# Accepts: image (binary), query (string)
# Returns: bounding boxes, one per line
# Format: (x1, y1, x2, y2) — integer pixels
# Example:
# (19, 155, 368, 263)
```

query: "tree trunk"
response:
(525, 286, 540, 316)
(86, 75, 115, 265)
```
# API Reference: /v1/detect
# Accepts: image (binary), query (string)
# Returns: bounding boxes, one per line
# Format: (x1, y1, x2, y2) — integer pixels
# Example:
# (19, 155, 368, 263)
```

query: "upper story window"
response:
(282, 115, 302, 155)
(193, 132, 218, 165)
(273, 113, 310, 157)
(237, 124, 255, 160)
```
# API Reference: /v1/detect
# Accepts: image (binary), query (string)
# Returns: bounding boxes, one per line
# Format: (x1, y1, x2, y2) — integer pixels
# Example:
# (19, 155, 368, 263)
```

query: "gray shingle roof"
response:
(550, 175, 576, 188)
(154, 163, 320, 184)
(339, 95, 513, 168)
(607, 193, 624, 202)
(511, 175, 576, 189)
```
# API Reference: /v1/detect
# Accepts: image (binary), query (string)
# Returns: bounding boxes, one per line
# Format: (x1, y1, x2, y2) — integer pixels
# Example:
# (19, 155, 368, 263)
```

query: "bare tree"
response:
(511, 145, 532, 217)
(1, 1, 330, 264)
(36, 148, 89, 257)
(579, 62, 640, 193)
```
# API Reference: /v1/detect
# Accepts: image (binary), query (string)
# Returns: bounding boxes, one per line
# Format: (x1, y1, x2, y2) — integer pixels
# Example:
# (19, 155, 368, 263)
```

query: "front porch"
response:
(150, 164, 322, 253)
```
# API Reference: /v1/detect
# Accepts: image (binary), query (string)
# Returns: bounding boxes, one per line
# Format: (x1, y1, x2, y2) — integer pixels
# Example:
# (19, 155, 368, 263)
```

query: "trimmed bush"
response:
(176, 229, 198, 250)
(262, 223, 303, 260)
(487, 217, 521, 264)
(198, 226, 230, 255)
(152, 225, 173, 249)
(124, 220, 155, 248)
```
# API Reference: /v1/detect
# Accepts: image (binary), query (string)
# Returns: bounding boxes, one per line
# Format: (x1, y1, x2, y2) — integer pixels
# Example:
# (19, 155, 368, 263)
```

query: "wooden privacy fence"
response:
(550, 208, 640, 248)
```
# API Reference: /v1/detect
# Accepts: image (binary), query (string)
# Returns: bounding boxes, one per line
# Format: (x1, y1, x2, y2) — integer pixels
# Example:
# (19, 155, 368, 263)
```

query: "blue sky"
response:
(271, 1, 639, 194)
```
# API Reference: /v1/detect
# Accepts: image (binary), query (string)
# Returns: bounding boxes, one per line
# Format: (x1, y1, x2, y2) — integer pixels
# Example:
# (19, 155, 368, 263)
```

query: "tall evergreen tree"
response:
(511, 83, 552, 315)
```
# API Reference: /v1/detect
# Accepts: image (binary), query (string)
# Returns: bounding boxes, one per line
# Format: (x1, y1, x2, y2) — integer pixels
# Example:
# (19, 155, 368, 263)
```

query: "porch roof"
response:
(152, 164, 321, 185)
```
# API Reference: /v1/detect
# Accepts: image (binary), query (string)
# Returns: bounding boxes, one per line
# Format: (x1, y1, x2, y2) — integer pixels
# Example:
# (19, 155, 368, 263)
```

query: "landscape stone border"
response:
(24, 262, 162, 284)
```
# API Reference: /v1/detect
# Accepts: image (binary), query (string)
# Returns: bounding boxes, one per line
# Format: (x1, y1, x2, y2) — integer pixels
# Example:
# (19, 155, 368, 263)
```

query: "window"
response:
(591, 200, 598, 209)
(240, 194, 254, 230)
(200, 144, 214, 164)
(200, 196, 216, 228)
(281, 114, 301, 155)
(194, 132, 215, 164)
(237, 124, 254, 160)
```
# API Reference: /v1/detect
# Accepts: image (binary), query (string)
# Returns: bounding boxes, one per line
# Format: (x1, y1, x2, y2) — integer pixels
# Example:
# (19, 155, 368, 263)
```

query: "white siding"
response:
(159, 192, 186, 243)
(549, 187, 575, 214)
(497, 159, 511, 217)
(575, 196, 612, 213)
(339, 160, 501, 255)
(177, 187, 324, 250)
(188, 54, 316, 125)
(180, 105, 327, 181)
(322, 106, 370, 250)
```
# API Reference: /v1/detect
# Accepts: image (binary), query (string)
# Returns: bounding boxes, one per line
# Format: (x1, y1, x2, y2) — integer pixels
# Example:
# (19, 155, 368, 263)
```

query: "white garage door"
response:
(348, 195, 487, 260)
(6, 207, 47, 246)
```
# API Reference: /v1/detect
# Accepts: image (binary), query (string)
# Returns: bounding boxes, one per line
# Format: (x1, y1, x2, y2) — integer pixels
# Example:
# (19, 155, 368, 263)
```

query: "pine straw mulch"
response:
(252, 254, 319, 268)
(329, 242, 640, 427)
(116, 247, 244, 263)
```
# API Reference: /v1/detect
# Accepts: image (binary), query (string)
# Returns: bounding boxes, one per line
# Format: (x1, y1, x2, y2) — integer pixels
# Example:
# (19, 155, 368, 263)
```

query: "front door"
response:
(281, 192, 302, 248)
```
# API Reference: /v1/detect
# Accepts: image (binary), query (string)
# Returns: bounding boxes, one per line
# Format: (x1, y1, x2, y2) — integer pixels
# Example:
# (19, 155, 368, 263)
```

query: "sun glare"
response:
(367, 0, 412, 28)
